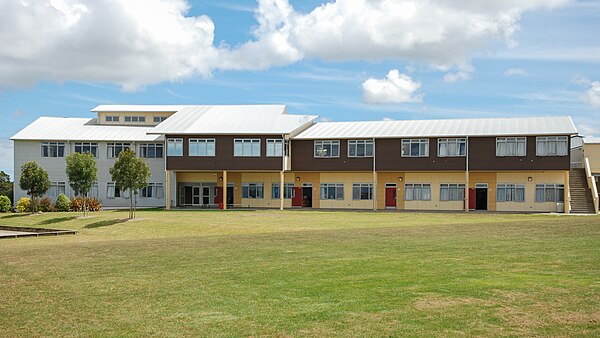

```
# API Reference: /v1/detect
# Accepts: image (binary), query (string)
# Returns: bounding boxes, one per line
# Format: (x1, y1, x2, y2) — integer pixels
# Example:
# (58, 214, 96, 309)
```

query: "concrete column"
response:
(166, 170, 171, 209)
(223, 170, 228, 210)
(280, 171, 285, 210)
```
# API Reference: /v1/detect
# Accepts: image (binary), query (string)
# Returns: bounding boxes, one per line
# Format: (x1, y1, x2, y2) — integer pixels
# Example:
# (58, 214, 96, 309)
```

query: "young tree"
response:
(65, 152, 98, 217)
(109, 149, 150, 219)
(0, 171, 13, 202)
(19, 162, 50, 213)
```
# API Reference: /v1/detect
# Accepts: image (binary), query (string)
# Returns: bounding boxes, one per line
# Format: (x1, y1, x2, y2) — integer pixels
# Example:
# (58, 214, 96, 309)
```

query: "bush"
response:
(38, 196, 54, 212)
(0, 195, 10, 212)
(70, 197, 102, 212)
(54, 194, 71, 212)
(16, 197, 31, 213)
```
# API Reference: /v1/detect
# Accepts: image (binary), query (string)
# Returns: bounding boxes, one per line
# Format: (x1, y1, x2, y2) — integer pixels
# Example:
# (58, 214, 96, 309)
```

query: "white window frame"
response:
(105, 116, 119, 122)
(189, 139, 216, 157)
(496, 184, 525, 202)
(167, 138, 183, 157)
(438, 138, 466, 157)
(535, 184, 564, 202)
(536, 136, 568, 156)
(314, 140, 340, 158)
(139, 143, 163, 159)
(242, 183, 264, 199)
(74, 142, 98, 158)
(41, 142, 65, 158)
(404, 183, 431, 201)
(271, 183, 294, 199)
(352, 183, 373, 200)
(107, 143, 131, 158)
(440, 183, 466, 201)
(401, 139, 429, 157)
(48, 181, 66, 197)
(320, 183, 344, 200)
(496, 137, 526, 157)
(348, 140, 374, 158)
(124, 116, 146, 123)
(153, 116, 168, 123)
(266, 139, 284, 157)
(234, 139, 261, 157)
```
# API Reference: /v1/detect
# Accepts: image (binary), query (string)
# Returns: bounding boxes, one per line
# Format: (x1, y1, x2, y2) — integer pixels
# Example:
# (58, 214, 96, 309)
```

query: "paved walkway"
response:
(0, 230, 38, 238)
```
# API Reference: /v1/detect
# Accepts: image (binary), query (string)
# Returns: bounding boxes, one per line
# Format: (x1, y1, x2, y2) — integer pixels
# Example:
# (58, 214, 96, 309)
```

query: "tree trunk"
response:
(83, 192, 87, 218)
(129, 189, 133, 219)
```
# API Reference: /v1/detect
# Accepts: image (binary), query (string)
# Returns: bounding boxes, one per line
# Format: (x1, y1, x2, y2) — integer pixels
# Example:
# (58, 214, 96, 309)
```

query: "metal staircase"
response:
(569, 169, 596, 214)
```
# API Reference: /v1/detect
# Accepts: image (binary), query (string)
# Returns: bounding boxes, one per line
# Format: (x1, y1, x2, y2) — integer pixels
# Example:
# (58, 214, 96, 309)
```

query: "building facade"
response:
(12, 105, 591, 213)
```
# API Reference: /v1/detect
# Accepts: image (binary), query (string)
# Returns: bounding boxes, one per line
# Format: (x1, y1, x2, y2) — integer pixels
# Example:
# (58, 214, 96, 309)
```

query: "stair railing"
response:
(584, 157, 599, 214)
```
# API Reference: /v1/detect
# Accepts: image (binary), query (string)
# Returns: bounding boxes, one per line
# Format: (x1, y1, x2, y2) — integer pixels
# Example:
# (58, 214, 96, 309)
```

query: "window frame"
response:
(107, 142, 131, 158)
(439, 183, 466, 201)
(536, 136, 568, 156)
(535, 184, 565, 202)
(166, 138, 183, 157)
(188, 138, 216, 157)
(314, 140, 340, 158)
(437, 138, 466, 157)
(153, 116, 168, 123)
(74, 142, 98, 158)
(242, 182, 264, 199)
(401, 139, 429, 157)
(124, 116, 146, 123)
(348, 140, 374, 158)
(404, 183, 431, 201)
(139, 143, 164, 159)
(271, 183, 294, 199)
(352, 183, 373, 200)
(234, 139, 261, 157)
(496, 183, 526, 202)
(319, 183, 344, 200)
(41, 142, 65, 158)
(105, 116, 120, 122)
(266, 139, 284, 157)
(496, 137, 527, 157)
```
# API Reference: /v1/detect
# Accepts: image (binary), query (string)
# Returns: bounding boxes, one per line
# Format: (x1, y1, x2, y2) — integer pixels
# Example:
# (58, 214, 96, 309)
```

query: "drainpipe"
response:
(373, 137, 377, 211)
(280, 134, 286, 211)
(465, 136, 469, 212)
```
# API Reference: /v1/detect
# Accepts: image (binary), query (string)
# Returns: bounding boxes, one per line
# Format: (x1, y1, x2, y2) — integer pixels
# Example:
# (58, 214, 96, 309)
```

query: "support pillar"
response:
(166, 170, 171, 210)
(223, 170, 228, 210)
(280, 171, 285, 210)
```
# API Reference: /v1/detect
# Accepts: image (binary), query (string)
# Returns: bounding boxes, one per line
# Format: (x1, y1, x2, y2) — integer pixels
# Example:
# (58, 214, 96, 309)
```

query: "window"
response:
(107, 182, 121, 199)
(234, 139, 261, 157)
(139, 143, 163, 158)
(348, 140, 374, 157)
(536, 136, 568, 156)
(496, 137, 526, 157)
(74, 142, 98, 157)
(167, 138, 183, 156)
(320, 183, 344, 200)
(242, 183, 264, 199)
(440, 184, 465, 201)
(189, 139, 215, 157)
(352, 183, 373, 200)
(402, 139, 429, 157)
(496, 184, 525, 202)
(153, 116, 168, 123)
(404, 183, 431, 201)
(89, 183, 99, 198)
(535, 184, 564, 202)
(266, 139, 284, 157)
(271, 183, 294, 199)
(124, 116, 146, 123)
(314, 140, 340, 158)
(107, 143, 130, 158)
(48, 182, 66, 197)
(41, 142, 65, 158)
(105, 116, 119, 122)
(141, 183, 163, 198)
(438, 138, 466, 157)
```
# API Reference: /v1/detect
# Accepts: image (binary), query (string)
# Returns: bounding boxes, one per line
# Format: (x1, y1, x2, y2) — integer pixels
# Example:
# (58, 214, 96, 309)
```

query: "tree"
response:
(19, 162, 50, 213)
(65, 152, 98, 217)
(109, 149, 150, 219)
(0, 171, 13, 203)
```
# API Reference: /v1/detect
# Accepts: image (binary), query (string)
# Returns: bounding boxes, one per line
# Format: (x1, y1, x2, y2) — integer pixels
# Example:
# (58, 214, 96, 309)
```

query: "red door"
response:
(385, 187, 397, 207)
(468, 188, 476, 210)
(292, 187, 303, 207)
(214, 187, 223, 205)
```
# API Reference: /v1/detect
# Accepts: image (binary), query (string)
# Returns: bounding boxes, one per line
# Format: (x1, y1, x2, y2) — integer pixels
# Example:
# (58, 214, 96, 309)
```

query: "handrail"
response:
(584, 157, 599, 214)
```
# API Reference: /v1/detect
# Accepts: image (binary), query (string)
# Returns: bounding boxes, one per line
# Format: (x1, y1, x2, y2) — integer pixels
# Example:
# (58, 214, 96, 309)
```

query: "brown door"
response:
(292, 187, 303, 207)
(385, 187, 396, 207)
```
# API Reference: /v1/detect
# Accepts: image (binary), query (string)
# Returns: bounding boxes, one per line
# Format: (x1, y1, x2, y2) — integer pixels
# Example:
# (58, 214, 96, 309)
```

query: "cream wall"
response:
(240, 172, 294, 208)
(376, 172, 405, 210)
(404, 172, 465, 211)
(495, 171, 566, 212)
(584, 143, 600, 173)
(319, 172, 375, 209)
(97, 112, 175, 126)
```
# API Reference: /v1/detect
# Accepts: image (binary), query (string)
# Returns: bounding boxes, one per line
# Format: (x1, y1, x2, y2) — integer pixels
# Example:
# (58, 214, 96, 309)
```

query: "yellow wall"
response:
(293, 172, 321, 208)
(318, 172, 375, 209)
(584, 143, 600, 173)
(469, 172, 497, 211)
(228, 172, 242, 206)
(496, 171, 566, 212)
(404, 172, 466, 211)
(177, 172, 219, 183)
(97, 111, 175, 126)
(376, 172, 405, 210)
(240, 172, 294, 208)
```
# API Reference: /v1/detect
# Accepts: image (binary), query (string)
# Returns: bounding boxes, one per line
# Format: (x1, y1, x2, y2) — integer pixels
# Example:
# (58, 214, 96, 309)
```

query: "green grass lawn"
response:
(1, 210, 599, 336)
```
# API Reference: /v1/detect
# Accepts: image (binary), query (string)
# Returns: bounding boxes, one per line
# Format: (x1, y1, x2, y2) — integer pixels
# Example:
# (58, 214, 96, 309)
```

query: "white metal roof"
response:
(10, 117, 163, 142)
(91, 105, 184, 112)
(293, 116, 577, 139)
(583, 137, 600, 144)
(149, 105, 318, 135)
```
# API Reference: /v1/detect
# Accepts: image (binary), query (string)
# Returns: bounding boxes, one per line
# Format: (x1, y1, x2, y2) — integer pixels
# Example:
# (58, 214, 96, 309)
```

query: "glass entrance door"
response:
(192, 186, 201, 205)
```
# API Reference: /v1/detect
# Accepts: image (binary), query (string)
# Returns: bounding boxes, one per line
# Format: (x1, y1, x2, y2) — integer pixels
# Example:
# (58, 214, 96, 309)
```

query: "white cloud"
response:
(583, 81, 600, 109)
(0, 0, 570, 89)
(504, 68, 527, 76)
(362, 69, 422, 104)
(0, 139, 14, 178)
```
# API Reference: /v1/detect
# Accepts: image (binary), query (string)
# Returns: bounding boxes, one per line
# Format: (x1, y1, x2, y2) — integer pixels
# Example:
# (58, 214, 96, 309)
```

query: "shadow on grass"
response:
(38, 216, 78, 225)
(0, 213, 30, 219)
(85, 218, 129, 229)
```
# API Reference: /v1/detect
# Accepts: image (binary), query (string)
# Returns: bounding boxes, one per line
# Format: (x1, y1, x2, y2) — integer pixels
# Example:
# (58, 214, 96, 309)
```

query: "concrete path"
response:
(0, 230, 39, 238)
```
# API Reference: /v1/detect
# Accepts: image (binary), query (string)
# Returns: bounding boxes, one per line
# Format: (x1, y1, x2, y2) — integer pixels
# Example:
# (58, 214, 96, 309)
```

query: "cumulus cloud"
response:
(362, 69, 422, 104)
(504, 68, 528, 76)
(0, 0, 569, 89)
(583, 81, 600, 109)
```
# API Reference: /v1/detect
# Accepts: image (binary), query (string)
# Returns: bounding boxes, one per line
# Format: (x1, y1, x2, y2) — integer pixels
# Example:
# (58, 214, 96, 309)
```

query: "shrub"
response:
(38, 196, 54, 212)
(16, 197, 31, 213)
(54, 194, 71, 212)
(0, 195, 10, 212)
(70, 197, 102, 212)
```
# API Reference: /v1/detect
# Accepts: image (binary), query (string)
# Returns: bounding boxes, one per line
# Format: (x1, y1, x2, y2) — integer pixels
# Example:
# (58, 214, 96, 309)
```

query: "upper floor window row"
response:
(189, 138, 215, 157)
(107, 143, 131, 158)
(105, 116, 119, 122)
(74, 142, 98, 157)
(125, 116, 146, 123)
(536, 136, 568, 156)
(41, 142, 65, 158)
(496, 137, 526, 157)
(438, 138, 466, 157)
(348, 140, 373, 158)
(402, 139, 429, 157)
(167, 138, 183, 156)
(234, 139, 261, 157)
(266, 139, 284, 157)
(153, 116, 168, 123)
(139, 143, 163, 158)
(315, 140, 340, 158)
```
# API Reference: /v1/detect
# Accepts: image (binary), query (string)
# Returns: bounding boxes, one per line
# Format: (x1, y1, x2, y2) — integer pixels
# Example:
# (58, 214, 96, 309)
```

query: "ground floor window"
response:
(271, 183, 294, 199)
(352, 183, 373, 200)
(497, 184, 525, 202)
(405, 183, 431, 201)
(440, 183, 465, 201)
(242, 183, 264, 199)
(107, 182, 128, 199)
(535, 184, 564, 202)
(48, 181, 66, 197)
(320, 183, 344, 200)
(141, 183, 164, 199)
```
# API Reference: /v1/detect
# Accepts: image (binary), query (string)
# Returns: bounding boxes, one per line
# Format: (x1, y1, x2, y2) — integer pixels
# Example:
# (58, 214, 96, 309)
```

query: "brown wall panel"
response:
(291, 139, 374, 172)
(376, 138, 466, 171)
(166, 135, 284, 171)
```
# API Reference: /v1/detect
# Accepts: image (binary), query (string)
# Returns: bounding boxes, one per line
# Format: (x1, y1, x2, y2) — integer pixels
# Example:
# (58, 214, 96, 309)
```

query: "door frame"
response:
(301, 182, 313, 208)
(385, 183, 397, 209)
(475, 183, 488, 211)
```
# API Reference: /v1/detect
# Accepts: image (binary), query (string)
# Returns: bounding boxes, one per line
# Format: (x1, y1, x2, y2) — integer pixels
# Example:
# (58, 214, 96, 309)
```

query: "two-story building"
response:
(12, 105, 597, 213)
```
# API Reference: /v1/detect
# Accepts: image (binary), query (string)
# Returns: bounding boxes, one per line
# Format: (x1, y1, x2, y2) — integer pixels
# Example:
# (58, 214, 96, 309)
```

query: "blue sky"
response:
(1, 0, 599, 177)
